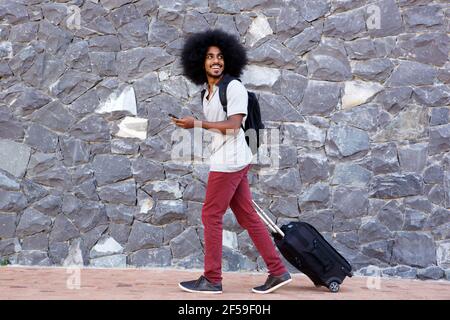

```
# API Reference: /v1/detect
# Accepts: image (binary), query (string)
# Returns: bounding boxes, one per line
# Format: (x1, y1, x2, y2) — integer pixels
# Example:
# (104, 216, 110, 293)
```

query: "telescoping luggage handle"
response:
(252, 200, 285, 237)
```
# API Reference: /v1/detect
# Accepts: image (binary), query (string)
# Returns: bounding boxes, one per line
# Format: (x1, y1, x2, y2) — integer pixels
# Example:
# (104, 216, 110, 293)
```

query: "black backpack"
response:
(201, 74, 264, 154)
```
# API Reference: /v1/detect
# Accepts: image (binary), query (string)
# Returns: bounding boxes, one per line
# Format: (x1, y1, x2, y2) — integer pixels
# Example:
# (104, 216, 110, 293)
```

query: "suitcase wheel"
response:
(328, 281, 340, 293)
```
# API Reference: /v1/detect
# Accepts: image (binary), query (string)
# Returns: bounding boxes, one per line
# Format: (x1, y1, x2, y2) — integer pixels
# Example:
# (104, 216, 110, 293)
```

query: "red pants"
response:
(202, 164, 287, 284)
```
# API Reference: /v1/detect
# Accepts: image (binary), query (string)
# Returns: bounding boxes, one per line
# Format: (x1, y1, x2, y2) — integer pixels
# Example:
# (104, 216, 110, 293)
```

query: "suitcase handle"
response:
(312, 239, 332, 272)
(252, 200, 285, 237)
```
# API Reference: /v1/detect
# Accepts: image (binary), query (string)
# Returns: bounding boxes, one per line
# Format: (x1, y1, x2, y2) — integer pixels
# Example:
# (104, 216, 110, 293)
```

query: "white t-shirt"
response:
(202, 80, 253, 172)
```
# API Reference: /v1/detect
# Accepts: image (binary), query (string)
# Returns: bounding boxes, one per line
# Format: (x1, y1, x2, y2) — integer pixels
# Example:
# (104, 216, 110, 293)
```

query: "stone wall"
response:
(0, 0, 449, 280)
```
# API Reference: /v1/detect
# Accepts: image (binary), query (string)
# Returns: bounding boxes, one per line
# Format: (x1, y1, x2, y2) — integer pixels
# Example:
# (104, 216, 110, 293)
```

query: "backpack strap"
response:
(201, 89, 206, 102)
(218, 74, 233, 113)
(218, 75, 244, 130)
(202, 75, 245, 130)
(218, 74, 241, 114)
(201, 75, 234, 108)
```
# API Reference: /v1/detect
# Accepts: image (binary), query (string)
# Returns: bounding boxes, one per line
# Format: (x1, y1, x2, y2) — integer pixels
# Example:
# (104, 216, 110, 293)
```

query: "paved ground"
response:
(0, 266, 449, 300)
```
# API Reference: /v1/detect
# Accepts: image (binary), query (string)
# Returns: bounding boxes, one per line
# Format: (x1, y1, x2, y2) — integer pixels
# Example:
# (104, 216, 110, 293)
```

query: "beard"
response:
(206, 69, 223, 78)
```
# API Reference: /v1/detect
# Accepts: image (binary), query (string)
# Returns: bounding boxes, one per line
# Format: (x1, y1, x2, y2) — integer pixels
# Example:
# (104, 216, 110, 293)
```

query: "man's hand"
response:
(172, 116, 196, 129)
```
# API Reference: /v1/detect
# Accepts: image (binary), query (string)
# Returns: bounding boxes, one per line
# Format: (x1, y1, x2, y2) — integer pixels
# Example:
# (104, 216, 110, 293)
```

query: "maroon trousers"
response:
(202, 164, 287, 284)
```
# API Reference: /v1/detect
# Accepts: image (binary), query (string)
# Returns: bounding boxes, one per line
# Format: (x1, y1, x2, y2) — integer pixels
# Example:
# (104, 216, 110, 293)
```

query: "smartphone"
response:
(168, 113, 178, 119)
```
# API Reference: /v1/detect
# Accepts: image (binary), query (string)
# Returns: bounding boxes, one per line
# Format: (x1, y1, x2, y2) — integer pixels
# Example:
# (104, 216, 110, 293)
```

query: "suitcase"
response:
(252, 200, 353, 293)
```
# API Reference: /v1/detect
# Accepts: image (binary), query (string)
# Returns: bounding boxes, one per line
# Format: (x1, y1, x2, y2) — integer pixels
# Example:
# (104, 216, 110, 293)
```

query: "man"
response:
(173, 29, 291, 294)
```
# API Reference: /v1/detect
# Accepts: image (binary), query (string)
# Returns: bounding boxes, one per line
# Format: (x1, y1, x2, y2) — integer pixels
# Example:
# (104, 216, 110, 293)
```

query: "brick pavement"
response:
(0, 266, 449, 300)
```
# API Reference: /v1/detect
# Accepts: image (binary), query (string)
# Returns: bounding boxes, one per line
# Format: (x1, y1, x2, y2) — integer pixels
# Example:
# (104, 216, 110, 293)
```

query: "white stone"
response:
(283, 122, 326, 146)
(90, 254, 127, 268)
(63, 239, 84, 267)
(139, 196, 155, 214)
(0, 140, 31, 178)
(116, 116, 148, 140)
(0, 42, 13, 59)
(223, 230, 238, 249)
(90, 237, 124, 259)
(437, 240, 450, 269)
(96, 85, 137, 115)
(342, 81, 383, 109)
(148, 180, 182, 199)
(373, 105, 427, 142)
(241, 65, 281, 87)
(158, 70, 169, 81)
(246, 14, 273, 47)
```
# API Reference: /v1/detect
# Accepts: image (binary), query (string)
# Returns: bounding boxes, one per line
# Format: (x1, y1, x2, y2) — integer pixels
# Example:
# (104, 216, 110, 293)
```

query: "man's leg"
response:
(229, 167, 288, 277)
(202, 168, 246, 284)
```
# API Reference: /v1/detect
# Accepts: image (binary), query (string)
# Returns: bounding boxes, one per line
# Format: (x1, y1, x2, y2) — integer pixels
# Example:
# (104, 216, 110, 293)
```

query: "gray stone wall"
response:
(0, 0, 449, 280)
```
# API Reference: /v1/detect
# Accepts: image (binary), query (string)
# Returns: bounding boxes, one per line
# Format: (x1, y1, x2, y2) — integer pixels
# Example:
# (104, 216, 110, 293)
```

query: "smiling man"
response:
(173, 29, 291, 295)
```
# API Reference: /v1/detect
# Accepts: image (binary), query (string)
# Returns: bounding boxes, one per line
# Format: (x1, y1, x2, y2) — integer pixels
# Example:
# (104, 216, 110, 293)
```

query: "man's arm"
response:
(172, 114, 244, 135)
(200, 114, 244, 135)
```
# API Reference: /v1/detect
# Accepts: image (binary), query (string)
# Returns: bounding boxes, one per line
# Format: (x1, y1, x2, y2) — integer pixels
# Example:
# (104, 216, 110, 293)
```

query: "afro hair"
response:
(181, 29, 248, 85)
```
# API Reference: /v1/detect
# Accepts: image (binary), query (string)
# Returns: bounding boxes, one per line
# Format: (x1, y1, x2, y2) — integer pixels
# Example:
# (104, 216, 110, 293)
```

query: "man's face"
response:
(204, 46, 224, 79)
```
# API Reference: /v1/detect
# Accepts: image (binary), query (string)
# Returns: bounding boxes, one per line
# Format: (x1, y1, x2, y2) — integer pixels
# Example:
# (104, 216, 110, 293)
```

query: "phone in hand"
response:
(168, 113, 178, 119)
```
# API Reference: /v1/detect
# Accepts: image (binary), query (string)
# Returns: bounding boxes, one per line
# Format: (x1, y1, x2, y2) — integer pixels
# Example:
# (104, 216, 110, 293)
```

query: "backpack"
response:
(201, 74, 265, 154)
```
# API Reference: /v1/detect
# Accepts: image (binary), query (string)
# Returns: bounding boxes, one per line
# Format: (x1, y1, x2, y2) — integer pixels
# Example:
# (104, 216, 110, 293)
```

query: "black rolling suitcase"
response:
(252, 200, 353, 293)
